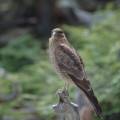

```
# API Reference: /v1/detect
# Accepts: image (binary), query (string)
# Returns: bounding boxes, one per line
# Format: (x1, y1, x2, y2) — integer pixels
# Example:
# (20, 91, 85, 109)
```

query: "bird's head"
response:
(51, 28, 65, 38)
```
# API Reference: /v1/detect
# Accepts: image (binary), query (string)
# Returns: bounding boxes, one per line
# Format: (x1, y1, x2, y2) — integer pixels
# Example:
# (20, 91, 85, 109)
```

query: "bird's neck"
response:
(52, 36, 69, 47)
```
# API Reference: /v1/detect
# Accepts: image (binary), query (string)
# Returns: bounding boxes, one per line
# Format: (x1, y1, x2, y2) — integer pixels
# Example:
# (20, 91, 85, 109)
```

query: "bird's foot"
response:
(56, 88, 69, 98)
(56, 89, 63, 95)
(56, 88, 69, 103)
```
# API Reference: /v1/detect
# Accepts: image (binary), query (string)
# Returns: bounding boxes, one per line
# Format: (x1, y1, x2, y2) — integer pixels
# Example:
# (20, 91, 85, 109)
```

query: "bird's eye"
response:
(52, 31, 56, 36)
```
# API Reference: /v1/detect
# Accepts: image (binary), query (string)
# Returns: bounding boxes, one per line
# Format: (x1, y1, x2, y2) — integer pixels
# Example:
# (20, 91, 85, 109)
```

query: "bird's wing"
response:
(55, 43, 92, 91)
(55, 43, 102, 117)
(55, 43, 86, 81)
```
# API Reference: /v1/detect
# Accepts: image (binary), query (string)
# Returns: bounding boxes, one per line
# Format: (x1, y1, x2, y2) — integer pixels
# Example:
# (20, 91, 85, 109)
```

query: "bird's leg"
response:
(63, 81, 69, 92)
(56, 82, 69, 96)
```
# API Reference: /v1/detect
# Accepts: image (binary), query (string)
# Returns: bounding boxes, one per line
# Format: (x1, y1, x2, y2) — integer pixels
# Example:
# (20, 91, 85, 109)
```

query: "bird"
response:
(49, 28, 102, 118)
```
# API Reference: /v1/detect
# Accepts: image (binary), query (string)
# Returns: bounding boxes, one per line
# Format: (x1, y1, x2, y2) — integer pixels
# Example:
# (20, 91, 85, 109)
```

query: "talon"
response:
(63, 89, 69, 97)
(56, 89, 63, 95)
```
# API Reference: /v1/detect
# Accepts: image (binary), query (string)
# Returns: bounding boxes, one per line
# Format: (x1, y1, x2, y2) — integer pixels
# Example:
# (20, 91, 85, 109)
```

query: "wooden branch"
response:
(52, 89, 80, 120)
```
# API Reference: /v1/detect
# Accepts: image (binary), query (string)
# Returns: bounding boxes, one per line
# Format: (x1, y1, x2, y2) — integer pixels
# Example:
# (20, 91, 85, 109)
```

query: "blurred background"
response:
(0, 0, 120, 120)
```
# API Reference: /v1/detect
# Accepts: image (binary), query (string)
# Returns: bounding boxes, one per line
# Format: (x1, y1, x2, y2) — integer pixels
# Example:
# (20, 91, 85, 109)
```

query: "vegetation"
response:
(0, 9, 120, 119)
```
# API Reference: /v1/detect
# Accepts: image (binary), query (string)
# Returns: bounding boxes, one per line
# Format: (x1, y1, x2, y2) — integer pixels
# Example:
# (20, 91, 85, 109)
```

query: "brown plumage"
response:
(49, 28, 102, 117)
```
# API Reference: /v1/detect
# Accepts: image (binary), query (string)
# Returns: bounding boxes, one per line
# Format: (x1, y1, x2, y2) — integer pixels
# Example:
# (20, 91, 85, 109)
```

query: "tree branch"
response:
(52, 89, 80, 120)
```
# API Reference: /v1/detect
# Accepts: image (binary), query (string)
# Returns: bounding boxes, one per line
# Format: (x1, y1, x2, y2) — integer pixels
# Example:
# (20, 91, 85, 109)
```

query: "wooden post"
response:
(52, 89, 80, 120)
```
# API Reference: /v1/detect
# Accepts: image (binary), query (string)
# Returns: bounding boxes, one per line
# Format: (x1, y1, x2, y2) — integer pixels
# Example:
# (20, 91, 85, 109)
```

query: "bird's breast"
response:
(49, 47, 71, 82)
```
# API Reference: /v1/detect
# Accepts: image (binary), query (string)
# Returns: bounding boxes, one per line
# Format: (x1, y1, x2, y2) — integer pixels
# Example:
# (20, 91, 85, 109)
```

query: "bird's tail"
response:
(68, 74, 103, 118)
(81, 88, 102, 118)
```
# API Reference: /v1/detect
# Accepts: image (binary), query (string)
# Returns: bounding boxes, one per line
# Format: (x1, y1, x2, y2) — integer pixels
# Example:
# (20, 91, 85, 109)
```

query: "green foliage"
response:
(0, 9, 120, 120)
(0, 35, 41, 72)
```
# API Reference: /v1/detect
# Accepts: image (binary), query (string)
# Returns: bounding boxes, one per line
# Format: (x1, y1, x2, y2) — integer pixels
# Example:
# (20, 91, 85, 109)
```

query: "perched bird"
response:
(49, 28, 102, 117)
